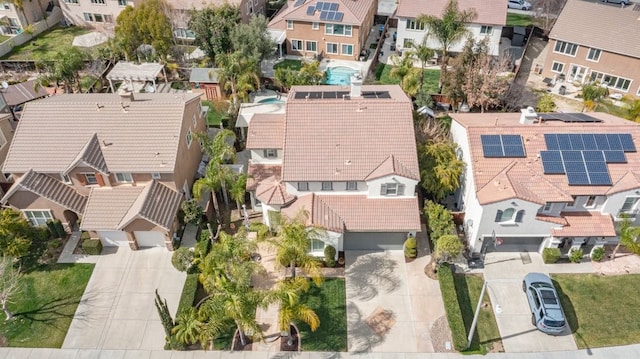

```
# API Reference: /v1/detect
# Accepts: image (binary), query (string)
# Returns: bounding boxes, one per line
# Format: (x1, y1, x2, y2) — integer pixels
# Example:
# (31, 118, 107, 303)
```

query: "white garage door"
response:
(134, 231, 167, 247)
(344, 232, 407, 250)
(97, 230, 129, 247)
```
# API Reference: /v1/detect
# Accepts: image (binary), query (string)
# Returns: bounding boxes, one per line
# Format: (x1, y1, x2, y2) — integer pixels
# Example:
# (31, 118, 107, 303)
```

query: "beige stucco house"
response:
(1, 92, 207, 250)
(0, 0, 57, 35)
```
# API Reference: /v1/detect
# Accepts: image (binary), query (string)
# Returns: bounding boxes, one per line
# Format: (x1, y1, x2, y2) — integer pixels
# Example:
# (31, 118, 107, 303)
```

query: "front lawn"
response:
(373, 63, 440, 94)
(273, 59, 303, 71)
(553, 273, 640, 349)
(298, 278, 347, 351)
(506, 13, 534, 27)
(2, 26, 94, 61)
(0, 263, 95, 347)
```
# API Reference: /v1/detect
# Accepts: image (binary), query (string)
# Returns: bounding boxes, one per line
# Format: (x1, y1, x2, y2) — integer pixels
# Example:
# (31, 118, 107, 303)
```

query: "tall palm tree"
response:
(215, 51, 261, 115)
(229, 173, 247, 219)
(389, 53, 421, 97)
(417, 0, 477, 89)
(410, 38, 435, 94)
(197, 129, 237, 165)
(267, 211, 324, 285)
(193, 162, 234, 226)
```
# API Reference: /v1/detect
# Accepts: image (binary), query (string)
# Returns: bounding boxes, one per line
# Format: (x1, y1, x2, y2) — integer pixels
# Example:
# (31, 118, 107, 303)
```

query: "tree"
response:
(181, 199, 204, 226)
(462, 45, 512, 113)
(0, 209, 34, 259)
(389, 53, 421, 96)
(35, 47, 87, 94)
(275, 61, 325, 91)
(417, 0, 477, 90)
(114, 0, 173, 61)
(581, 82, 609, 111)
(0, 256, 21, 321)
(624, 98, 640, 123)
(418, 140, 465, 201)
(269, 211, 323, 284)
(536, 93, 557, 112)
(612, 216, 640, 260)
(155, 289, 177, 348)
(216, 51, 261, 115)
(189, 4, 240, 65)
(435, 234, 463, 264)
(229, 173, 247, 218)
(266, 277, 319, 345)
(410, 38, 435, 96)
(231, 15, 275, 63)
(423, 200, 456, 246)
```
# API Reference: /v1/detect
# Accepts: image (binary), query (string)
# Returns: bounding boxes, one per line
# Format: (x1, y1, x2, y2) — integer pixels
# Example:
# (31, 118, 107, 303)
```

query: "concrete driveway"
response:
(62, 247, 185, 350)
(483, 252, 578, 353)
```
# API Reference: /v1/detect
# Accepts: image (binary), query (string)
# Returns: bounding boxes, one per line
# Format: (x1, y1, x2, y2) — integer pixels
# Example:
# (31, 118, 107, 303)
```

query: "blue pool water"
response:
(325, 66, 359, 85)
(258, 97, 284, 104)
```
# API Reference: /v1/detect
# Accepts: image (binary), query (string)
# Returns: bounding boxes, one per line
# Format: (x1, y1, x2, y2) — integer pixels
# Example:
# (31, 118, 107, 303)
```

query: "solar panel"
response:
(503, 145, 525, 157)
(557, 134, 571, 150)
(323, 2, 331, 10)
(585, 161, 608, 172)
(569, 134, 584, 150)
(316, 1, 324, 9)
(607, 134, 623, 150)
(329, 2, 338, 10)
(540, 150, 562, 162)
(603, 150, 627, 163)
(294, 0, 306, 6)
(542, 161, 565, 174)
(619, 133, 636, 152)
(306, 5, 315, 15)
(567, 172, 590, 185)
(588, 172, 612, 185)
(481, 135, 501, 146)
(319, 10, 328, 20)
(582, 150, 604, 162)
(561, 150, 583, 162)
(581, 134, 596, 149)
(593, 134, 610, 150)
(501, 135, 521, 145)
(327, 11, 335, 20)
(334, 12, 343, 21)
(482, 144, 503, 157)
(564, 161, 586, 173)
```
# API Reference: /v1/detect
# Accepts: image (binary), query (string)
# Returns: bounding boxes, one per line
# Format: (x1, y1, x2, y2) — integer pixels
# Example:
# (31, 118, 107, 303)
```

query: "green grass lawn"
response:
(553, 274, 640, 349)
(298, 278, 347, 351)
(506, 13, 534, 27)
(454, 274, 502, 353)
(201, 100, 230, 127)
(0, 34, 11, 43)
(1, 26, 94, 61)
(0, 263, 94, 347)
(373, 63, 440, 94)
(273, 59, 303, 71)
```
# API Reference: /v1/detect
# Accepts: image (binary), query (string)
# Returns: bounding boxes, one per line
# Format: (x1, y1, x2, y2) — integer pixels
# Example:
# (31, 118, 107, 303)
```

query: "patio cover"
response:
(106, 62, 164, 82)
(551, 212, 616, 238)
(268, 29, 286, 45)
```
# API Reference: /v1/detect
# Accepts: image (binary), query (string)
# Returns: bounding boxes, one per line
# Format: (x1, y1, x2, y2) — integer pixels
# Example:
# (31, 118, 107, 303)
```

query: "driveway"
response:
(62, 247, 185, 350)
(483, 252, 579, 353)
(345, 249, 450, 353)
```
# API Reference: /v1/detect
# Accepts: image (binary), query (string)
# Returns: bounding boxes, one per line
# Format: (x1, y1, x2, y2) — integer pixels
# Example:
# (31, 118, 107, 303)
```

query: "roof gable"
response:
(365, 154, 420, 181)
(118, 180, 182, 231)
(65, 133, 109, 175)
(1, 170, 87, 213)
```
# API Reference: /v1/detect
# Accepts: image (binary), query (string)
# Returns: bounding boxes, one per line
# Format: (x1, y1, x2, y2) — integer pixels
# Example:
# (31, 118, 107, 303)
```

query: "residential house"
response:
(268, 0, 377, 61)
(0, 0, 52, 35)
(245, 81, 421, 253)
(0, 109, 14, 189)
(1, 92, 207, 250)
(395, 0, 507, 57)
(450, 109, 640, 256)
(541, 0, 640, 98)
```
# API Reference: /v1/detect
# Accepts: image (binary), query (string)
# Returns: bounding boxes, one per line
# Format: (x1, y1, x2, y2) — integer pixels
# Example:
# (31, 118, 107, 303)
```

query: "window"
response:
(637, 86, 640, 97)
(61, 174, 72, 184)
(84, 173, 98, 185)
(554, 40, 578, 56)
(495, 208, 525, 223)
(551, 61, 564, 74)
(403, 38, 414, 48)
(115, 172, 133, 183)
(23, 210, 54, 226)
(322, 182, 333, 191)
(590, 71, 632, 92)
(405, 19, 425, 31)
(1, 3, 9, 9)
(325, 24, 352, 36)
(346, 181, 357, 191)
(586, 196, 597, 208)
(264, 149, 277, 158)
(174, 28, 195, 39)
(186, 130, 193, 148)
(530, 288, 541, 309)
(291, 39, 302, 51)
(566, 196, 576, 207)
(83, 12, 93, 22)
(543, 203, 552, 212)
(104, 14, 113, 23)
(620, 197, 639, 214)
(287, 20, 293, 30)
(94, 13, 103, 22)
(480, 26, 493, 35)
(246, 1, 252, 13)
(341, 44, 353, 56)
(312, 22, 319, 30)
(326, 43, 338, 54)
(192, 114, 197, 127)
(587, 48, 601, 62)
(118, 0, 127, 5)
(8, 17, 18, 26)
(309, 239, 325, 252)
(305, 40, 317, 52)
(298, 182, 309, 191)
(151, 172, 161, 179)
(91, 0, 105, 4)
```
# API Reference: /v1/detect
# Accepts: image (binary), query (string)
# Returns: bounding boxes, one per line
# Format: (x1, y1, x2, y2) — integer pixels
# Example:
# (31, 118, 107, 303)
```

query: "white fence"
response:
(0, 7, 64, 58)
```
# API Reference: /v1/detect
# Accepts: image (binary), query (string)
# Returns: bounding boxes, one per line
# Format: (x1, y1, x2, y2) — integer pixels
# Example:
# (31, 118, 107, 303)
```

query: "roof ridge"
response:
(314, 195, 346, 231)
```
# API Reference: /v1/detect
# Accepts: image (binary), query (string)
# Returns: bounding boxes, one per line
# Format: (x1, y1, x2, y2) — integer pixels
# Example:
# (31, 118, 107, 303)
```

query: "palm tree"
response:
(268, 211, 324, 284)
(193, 162, 234, 226)
(229, 173, 247, 218)
(299, 60, 325, 85)
(197, 129, 237, 165)
(410, 38, 435, 94)
(417, 0, 477, 90)
(215, 51, 261, 115)
(173, 307, 205, 346)
(612, 216, 640, 260)
(625, 98, 640, 122)
(389, 53, 421, 97)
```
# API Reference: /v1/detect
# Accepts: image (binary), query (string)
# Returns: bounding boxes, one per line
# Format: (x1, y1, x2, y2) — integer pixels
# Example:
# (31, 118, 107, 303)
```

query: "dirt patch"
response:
(232, 331, 252, 351)
(280, 325, 300, 352)
(365, 306, 396, 337)
(430, 315, 453, 352)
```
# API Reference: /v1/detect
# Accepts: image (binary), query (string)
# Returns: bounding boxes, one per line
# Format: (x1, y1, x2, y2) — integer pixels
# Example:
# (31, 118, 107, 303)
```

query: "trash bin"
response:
(559, 85, 566, 95)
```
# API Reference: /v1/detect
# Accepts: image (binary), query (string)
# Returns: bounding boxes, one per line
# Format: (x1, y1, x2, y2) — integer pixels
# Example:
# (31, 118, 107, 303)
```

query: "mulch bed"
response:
(280, 325, 299, 351)
(232, 331, 253, 351)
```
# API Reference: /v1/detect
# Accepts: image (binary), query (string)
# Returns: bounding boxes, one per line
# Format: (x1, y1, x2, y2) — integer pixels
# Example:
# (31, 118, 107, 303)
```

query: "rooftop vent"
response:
(519, 106, 537, 125)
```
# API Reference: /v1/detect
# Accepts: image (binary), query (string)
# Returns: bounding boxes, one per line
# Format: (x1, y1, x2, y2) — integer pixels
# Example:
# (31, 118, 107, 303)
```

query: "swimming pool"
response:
(257, 97, 284, 104)
(325, 66, 360, 85)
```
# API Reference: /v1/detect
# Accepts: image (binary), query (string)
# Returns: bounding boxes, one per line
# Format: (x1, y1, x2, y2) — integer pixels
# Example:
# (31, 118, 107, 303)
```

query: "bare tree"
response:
(462, 42, 513, 113)
(0, 256, 22, 321)
(533, 0, 566, 36)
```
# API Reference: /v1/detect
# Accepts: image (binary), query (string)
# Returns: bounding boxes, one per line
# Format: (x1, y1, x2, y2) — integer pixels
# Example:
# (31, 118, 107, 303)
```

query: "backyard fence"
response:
(0, 7, 64, 59)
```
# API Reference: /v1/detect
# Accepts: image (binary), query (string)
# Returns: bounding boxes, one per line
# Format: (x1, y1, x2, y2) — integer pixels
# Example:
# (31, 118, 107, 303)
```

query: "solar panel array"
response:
(540, 133, 636, 186)
(480, 134, 526, 158)
(294, 0, 306, 7)
(538, 113, 603, 123)
(312, 2, 343, 22)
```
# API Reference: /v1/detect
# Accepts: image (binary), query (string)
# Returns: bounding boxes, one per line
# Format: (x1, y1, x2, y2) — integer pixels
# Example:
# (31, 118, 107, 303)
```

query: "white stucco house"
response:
(394, 0, 507, 57)
(245, 81, 422, 254)
(450, 109, 640, 256)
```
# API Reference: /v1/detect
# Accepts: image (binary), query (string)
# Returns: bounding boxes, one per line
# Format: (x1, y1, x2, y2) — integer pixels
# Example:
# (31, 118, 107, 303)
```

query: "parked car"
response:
(602, 0, 630, 5)
(508, 0, 532, 10)
(522, 272, 567, 335)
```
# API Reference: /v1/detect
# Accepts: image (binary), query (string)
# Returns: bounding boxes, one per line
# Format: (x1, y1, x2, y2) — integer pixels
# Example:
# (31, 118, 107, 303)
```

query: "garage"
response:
(97, 230, 129, 247)
(134, 231, 167, 248)
(343, 232, 407, 250)
(484, 236, 545, 253)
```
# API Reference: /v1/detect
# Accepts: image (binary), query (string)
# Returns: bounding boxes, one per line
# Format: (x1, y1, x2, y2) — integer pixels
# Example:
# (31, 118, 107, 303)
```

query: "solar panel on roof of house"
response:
(619, 133, 636, 152)
(329, 2, 338, 10)
(603, 150, 627, 163)
(319, 11, 328, 20)
(294, 0, 306, 7)
(567, 172, 590, 185)
(326, 11, 335, 20)
(480, 134, 525, 158)
(323, 2, 332, 10)
(588, 172, 612, 185)
(306, 5, 315, 15)
(334, 12, 343, 21)
(316, 1, 324, 9)
(542, 161, 565, 174)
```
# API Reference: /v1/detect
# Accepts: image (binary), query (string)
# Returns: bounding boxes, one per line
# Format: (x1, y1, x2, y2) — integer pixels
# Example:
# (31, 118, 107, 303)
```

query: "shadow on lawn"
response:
(552, 279, 580, 337)
(13, 295, 81, 329)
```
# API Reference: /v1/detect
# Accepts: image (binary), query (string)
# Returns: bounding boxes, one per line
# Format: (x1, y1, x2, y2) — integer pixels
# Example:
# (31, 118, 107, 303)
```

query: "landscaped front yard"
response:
(372, 63, 440, 94)
(1, 26, 95, 61)
(0, 263, 94, 347)
(298, 278, 347, 351)
(553, 273, 640, 349)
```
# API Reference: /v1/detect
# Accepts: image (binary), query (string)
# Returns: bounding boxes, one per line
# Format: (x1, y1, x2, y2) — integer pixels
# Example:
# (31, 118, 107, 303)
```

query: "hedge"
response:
(53, 219, 66, 238)
(438, 264, 467, 351)
(82, 239, 103, 255)
(542, 247, 561, 264)
(177, 273, 199, 317)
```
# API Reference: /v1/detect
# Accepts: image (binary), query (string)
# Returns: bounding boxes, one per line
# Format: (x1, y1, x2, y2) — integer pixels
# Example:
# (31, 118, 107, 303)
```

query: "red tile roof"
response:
(246, 114, 285, 150)
(246, 163, 282, 191)
(551, 212, 616, 237)
(366, 155, 420, 181)
(256, 179, 296, 205)
(269, 0, 374, 28)
(396, 0, 507, 26)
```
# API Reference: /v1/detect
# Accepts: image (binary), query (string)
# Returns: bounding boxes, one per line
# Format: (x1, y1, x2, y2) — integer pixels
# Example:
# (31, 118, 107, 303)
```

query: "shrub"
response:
(424, 200, 456, 247)
(404, 236, 417, 258)
(176, 273, 199, 317)
(181, 199, 204, 225)
(46, 220, 57, 237)
(591, 246, 605, 262)
(172, 247, 194, 272)
(82, 239, 103, 255)
(324, 245, 336, 267)
(249, 222, 270, 240)
(542, 247, 561, 264)
(569, 248, 583, 263)
(438, 264, 467, 351)
(53, 219, 66, 238)
(435, 234, 463, 264)
(80, 231, 91, 241)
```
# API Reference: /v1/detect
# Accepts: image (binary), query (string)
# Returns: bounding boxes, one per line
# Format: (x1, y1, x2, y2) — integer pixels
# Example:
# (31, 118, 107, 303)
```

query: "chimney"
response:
(119, 86, 134, 102)
(350, 74, 363, 98)
(519, 106, 537, 125)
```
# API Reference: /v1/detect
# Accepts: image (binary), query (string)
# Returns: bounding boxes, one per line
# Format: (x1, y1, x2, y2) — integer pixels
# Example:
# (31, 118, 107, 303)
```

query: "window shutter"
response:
(95, 173, 105, 186)
(515, 210, 525, 223)
(380, 184, 387, 195)
(398, 184, 405, 196)
(494, 210, 503, 222)
(77, 174, 86, 186)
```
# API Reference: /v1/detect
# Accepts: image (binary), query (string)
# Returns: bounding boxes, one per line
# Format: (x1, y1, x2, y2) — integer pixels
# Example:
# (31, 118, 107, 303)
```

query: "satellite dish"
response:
(1, 81, 8, 90)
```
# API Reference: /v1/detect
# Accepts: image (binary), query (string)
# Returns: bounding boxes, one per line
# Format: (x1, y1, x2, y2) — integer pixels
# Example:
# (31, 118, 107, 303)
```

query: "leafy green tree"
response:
(624, 98, 640, 123)
(265, 277, 320, 345)
(35, 47, 87, 93)
(189, 4, 240, 65)
(231, 15, 275, 62)
(419, 141, 465, 201)
(0, 255, 21, 321)
(410, 38, 435, 96)
(229, 173, 247, 218)
(0, 209, 34, 259)
(417, 0, 477, 89)
(216, 51, 261, 115)
(581, 82, 609, 111)
(536, 93, 557, 112)
(612, 216, 640, 260)
(435, 234, 463, 264)
(423, 200, 455, 246)
(114, 0, 173, 61)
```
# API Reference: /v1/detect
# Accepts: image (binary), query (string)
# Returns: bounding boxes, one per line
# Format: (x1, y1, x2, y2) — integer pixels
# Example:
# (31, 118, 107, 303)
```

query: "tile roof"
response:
(3, 93, 201, 174)
(451, 112, 640, 205)
(132, 180, 183, 230)
(256, 178, 296, 205)
(366, 155, 420, 181)
(396, 0, 507, 26)
(269, 0, 375, 28)
(0, 170, 87, 213)
(1, 80, 48, 107)
(551, 212, 616, 237)
(169, 0, 242, 11)
(189, 68, 220, 83)
(549, 0, 640, 59)
(282, 85, 419, 182)
(246, 162, 282, 191)
(282, 194, 421, 232)
(246, 114, 285, 150)
(65, 133, 109, 175)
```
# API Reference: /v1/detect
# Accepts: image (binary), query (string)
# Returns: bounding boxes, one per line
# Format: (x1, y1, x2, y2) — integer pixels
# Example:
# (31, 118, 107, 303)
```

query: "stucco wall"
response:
(7, 190, 73, 226)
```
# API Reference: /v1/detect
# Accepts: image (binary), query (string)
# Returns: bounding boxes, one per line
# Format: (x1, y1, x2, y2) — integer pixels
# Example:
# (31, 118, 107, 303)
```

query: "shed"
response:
(189, 68, 223, 101)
